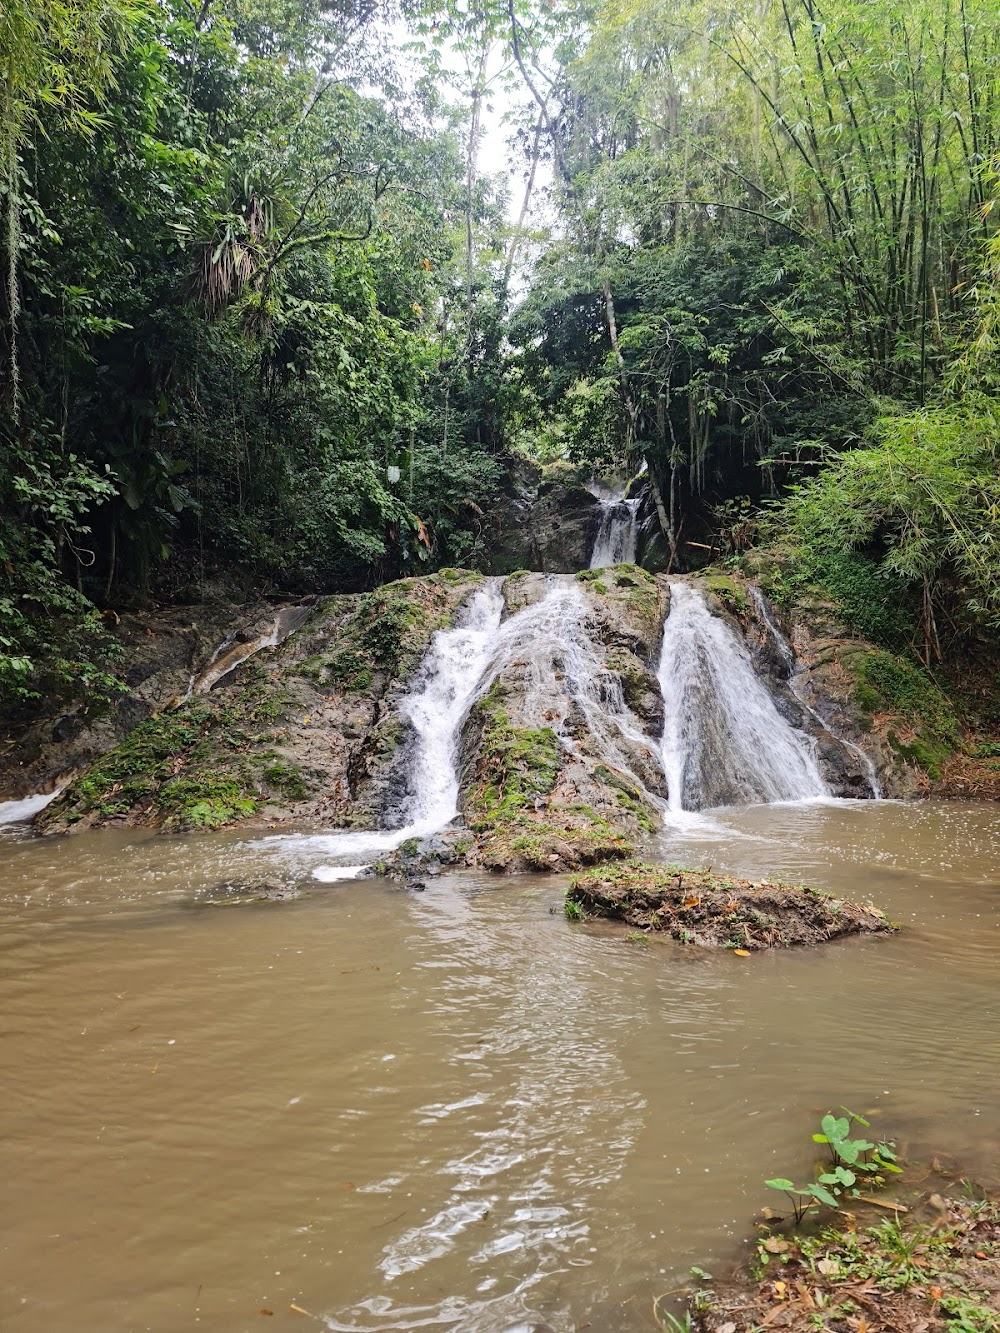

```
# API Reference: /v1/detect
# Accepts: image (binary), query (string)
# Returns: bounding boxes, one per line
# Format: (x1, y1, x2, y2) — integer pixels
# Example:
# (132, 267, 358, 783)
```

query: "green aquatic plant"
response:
(766, 1108, 901, 1224)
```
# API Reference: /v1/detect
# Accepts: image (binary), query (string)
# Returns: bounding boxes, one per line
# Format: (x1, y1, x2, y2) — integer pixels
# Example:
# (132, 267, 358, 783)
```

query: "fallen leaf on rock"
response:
(763, 1237, 789, 1254)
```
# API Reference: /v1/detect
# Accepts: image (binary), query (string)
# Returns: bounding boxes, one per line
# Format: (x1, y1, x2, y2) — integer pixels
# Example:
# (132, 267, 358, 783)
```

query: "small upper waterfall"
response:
(589, 484, 641, 568)
(657, 582, 828, 811)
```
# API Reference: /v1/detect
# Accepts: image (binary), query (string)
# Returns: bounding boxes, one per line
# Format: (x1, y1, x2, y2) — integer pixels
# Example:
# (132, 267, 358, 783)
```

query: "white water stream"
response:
(589, 485, 641, 568)
(294, 575, 666, 879)
(748, 586, 883, 799)
(475, 577, 663, 800)
(657, 581, 828, 812)
(291, 580, 505, 880)
(0, 791, 59, 827)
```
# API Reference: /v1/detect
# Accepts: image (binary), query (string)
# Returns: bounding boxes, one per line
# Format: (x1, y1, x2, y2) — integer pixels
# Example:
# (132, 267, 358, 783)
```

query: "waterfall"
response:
(300, 580, 505, 878)
(474, 577, 663, 802)
(589, 485, 641, 568)
(748, 587, 882, 798)
(0, 791, 59, 827)
(657, 582, 828, 811)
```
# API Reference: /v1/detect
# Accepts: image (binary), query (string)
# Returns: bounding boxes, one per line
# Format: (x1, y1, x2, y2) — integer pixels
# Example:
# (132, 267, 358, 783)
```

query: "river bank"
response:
(691, 1187, 1000, 1333)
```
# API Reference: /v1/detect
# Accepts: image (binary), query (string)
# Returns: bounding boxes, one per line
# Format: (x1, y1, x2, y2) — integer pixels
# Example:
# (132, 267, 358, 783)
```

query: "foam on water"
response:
(0, 791, 59, 827)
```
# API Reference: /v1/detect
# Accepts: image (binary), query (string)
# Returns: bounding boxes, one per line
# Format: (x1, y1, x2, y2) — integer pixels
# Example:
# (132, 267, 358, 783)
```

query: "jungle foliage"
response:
(1, 0, 508, 713)
(498, 0, 1000, 665)
(2, 0, 1000, 716)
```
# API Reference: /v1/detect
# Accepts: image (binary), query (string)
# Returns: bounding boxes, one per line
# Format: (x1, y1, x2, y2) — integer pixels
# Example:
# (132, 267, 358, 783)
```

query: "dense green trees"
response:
(1, 0, 510, 713)
(1, 0, 998, 716)
(503, 0, 1000, 653)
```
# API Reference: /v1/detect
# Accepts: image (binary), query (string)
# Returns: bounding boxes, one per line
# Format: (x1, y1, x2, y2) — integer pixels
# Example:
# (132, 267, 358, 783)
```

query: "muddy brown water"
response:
(1, 799, 998, 1332)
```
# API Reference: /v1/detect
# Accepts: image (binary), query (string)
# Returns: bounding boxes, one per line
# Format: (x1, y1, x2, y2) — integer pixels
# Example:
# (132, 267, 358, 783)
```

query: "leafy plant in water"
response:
(766, 1108, 901, 1224)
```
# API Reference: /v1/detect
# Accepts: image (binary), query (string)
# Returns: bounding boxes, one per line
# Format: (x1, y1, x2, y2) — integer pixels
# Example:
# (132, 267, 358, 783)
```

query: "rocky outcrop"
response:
(567, 861, 895, 949)
(483, 460, 600, 574)
(36, 566, 672, 865)
(453, 568, 670, 873)
(0, 599, 309, 800)
(29, 555, 979, 854)
(37, 571, 483, 834)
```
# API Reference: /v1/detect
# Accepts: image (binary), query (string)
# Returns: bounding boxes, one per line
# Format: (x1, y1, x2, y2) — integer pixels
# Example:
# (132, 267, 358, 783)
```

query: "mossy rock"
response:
(703, 573, 751, 617)
(40, 572, 484, 834)
(850, 649, 961, 779)
(465, 684, 561, 831)
(566, 861, 895, 949)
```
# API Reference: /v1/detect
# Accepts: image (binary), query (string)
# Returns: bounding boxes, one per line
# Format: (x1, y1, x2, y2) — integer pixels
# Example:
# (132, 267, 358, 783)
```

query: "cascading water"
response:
(0, 791, 59, 828)
(475, 577, 664, 803)
(288, 580, 505, 879)
(657, 582, 828, 812)
(589, 485, 641, 568)
(748, 587, 882, 798)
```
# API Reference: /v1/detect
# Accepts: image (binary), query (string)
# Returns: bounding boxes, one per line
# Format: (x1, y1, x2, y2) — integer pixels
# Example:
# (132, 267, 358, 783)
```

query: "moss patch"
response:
(465, 683, 561, 830)
(158, 773, 261, 830)
(259, 761, 310, 801)
(704, 572, 751, 616)
(461, 684, 640, 872)
(853, 649, 961, 779)
(566, 861, 894, 949)
(308, 573, 480, 694)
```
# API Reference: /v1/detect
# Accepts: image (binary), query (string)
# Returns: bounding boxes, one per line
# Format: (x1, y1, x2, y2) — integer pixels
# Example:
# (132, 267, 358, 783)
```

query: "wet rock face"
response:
(455, 570, 671, 874)
(484, 462, 600, 575)
(0, 601, 280, 800)
(37, 572, 484, 835)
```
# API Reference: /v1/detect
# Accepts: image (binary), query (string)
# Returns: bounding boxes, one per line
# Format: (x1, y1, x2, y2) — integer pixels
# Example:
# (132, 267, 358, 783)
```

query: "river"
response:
(1, 798, 998, 1331)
